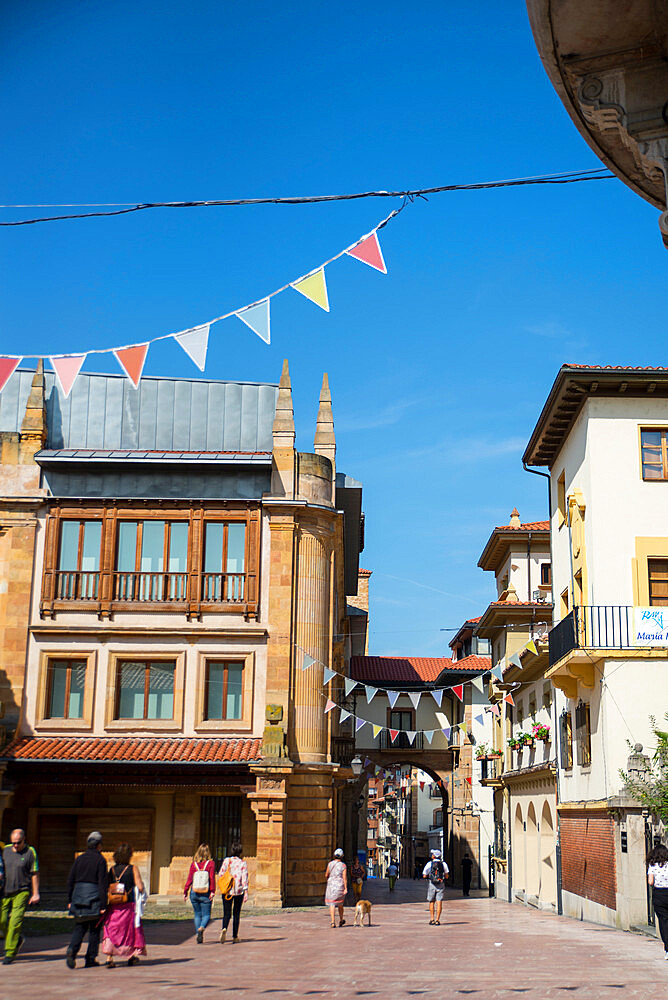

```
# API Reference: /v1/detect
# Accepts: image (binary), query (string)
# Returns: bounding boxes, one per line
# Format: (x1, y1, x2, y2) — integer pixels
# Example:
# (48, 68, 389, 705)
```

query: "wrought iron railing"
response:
(480, 757, 503, 782)
(332, 735, 356, 766)
(548, 606, 634, 665)
(378, 731, 425, 750)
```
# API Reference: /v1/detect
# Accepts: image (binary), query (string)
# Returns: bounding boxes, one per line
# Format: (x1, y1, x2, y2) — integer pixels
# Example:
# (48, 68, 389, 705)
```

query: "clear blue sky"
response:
(2, 2, 665, 655)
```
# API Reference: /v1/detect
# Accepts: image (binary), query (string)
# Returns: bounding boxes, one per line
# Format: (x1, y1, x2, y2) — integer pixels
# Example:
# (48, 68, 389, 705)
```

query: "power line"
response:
(0, 168, 614, 227)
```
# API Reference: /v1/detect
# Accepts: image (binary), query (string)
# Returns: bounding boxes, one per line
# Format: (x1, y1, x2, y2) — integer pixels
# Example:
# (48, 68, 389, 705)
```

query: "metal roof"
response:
(0, 370, 279, 454)
(36, 449, 272, 465)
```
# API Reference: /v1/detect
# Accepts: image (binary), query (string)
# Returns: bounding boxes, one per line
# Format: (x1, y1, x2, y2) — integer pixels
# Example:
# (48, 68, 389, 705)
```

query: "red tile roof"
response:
(2, 736, 262, 764)
(494, 520, 550, 531)
(349, 655, 488, 685)
(566, 364, 668, 371)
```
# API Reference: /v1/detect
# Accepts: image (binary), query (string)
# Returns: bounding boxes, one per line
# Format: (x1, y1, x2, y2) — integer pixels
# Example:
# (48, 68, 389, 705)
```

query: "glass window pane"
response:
(226, 524, 245, 574)
(204, 523, 224, 573)
(147, 662, 174, 719)
(118, 661, 146, 718)
(116, 522, 138, 571)
(58, 522, 80, 571)
(225, 663, 243, 719)
(67, 662, 86, 718)
(168, 523, 188, 572)
(642, 430, 662, 447)
(48, 663, 67, 717)
(81, 521, 101, 571)
(206, 662, 225, 720)
(141, 521, 165, 572)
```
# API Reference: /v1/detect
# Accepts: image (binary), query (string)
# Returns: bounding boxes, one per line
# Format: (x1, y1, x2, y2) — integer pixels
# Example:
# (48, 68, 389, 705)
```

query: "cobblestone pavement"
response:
(3, 878, 668, 999)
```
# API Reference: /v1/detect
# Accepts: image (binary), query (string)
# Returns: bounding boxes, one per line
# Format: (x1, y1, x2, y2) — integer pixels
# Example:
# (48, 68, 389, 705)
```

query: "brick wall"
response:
(560, 810, 616, 910)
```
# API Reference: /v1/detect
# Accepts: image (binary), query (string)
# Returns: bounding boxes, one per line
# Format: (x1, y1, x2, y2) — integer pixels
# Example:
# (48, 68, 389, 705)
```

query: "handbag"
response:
(108, 865, 130, 905)
(217, 862, 234, 899)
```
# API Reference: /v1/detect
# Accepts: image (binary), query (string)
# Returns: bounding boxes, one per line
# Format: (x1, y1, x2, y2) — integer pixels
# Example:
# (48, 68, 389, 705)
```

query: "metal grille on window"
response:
(200, 796, 242, 869)
(575, 700, 591, 767)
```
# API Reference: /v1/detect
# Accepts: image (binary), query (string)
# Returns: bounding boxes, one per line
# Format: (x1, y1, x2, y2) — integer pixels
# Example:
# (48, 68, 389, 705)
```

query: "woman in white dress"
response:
(324, 848, 348, 928)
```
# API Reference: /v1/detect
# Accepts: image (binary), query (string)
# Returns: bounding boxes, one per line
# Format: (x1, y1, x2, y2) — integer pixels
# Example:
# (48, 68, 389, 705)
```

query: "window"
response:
(389, 710, 413, 731)
(46, 659, 86, 718)
(557, 472, 566, 527)
(648, 559, 668, 606)
(641, 428, 668, 481)
(116, 660, 175, 719)
(575, 700, 592, 767)
(203, 522, 246, 601)
(57, 520, 102, 598)
(528, 693, 536, 719)
(559, 710, 573, 769)
(115, 521, 188, 601)
(542, 684, 552, 712)
(560, 588, 570, 618)
(540, 563, 551, 586)
(432, 809, 443, 828)
(204, 660, 244, 720)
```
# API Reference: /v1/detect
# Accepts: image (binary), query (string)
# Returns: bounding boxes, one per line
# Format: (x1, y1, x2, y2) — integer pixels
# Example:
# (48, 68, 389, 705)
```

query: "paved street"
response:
(3, 880, 668, 999)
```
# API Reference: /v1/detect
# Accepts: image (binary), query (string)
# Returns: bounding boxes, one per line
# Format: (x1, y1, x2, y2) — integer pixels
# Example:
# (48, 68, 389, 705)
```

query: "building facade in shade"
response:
(475, 511, 554, 906)
(0, 360, 365, 906)
(524, 364, 668, 929)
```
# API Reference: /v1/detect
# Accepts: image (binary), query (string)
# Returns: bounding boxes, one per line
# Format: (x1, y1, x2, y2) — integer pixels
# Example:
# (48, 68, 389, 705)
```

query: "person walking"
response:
(66, 831, 107, 969)
(101, 843, 147, 968)
(0, 828, 39, 965)
(325, 848, 348, 927)
(422, 848, 449, 925)
(647, 843, 668, 959)
(461, 852, 473, 897)
(217, 842, 248, 944)
(387, 859, 398, 891)
(350, 856, 366, 903)
(184, 844, 215, 943)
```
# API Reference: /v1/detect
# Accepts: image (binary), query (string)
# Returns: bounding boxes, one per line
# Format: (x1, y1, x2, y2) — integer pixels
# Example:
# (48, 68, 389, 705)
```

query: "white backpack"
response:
(192, 862, 209, 894)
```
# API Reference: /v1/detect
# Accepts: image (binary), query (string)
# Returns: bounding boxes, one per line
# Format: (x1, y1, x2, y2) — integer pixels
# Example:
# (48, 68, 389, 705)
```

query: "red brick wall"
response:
(560, 811, 616, 910)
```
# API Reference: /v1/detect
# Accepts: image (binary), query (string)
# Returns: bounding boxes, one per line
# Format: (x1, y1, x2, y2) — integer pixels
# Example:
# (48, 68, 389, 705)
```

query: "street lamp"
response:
(351, 755, 363, 776)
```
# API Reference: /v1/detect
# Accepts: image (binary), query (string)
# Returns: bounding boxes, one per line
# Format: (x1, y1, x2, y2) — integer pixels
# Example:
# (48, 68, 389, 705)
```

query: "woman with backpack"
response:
(101, 842, 147, 968)
(217, 842, 249, 944)
(184, 844, 216, 943)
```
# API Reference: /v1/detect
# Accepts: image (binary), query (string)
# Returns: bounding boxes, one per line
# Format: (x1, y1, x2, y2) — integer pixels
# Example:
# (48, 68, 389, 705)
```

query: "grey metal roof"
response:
(0, 370, 278, 453)
(36, 449, 272, 465)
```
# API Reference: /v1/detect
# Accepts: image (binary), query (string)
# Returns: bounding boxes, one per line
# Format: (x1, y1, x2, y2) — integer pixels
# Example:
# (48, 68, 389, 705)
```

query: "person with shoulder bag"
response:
(65, 831, 107, 969)
(184, 844, 215, 943)
(101, 842, 147, 968)
(217, 842, 248, 944)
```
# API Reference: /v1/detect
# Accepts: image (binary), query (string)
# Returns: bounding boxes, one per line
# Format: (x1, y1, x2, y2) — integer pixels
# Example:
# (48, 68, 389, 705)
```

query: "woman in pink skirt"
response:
(324, 848, 348, 927)
(101, 843, 147, 968)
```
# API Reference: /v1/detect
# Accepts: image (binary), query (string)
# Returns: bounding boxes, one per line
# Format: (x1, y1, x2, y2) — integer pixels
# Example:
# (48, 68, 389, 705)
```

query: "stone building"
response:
(0, 360, 365, 906)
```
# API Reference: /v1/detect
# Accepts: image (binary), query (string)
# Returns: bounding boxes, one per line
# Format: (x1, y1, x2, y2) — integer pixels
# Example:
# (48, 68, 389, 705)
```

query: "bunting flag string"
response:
(0, 208, 399, 398)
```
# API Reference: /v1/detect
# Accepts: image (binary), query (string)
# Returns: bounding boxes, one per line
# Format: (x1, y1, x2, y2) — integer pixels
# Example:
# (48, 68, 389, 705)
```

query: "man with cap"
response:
(65, 831, 108, 968)
(422, 848, 449, 925)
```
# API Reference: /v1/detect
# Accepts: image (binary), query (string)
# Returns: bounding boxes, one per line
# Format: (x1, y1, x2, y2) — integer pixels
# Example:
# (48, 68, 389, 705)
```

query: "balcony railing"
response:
(53, 571, 247, 605)
(549, 606, 634, 666)
(480, 757, 503, 783)
(113, 572, 188, 602)
(332, 735, 356, 767)
(378, 731, 425, 751)
(54, 571, 100, 600)
(201, 573, 246, 603)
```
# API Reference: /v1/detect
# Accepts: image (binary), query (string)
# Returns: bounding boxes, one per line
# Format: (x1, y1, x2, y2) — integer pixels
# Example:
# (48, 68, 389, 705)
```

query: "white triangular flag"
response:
(424, 730, 434, 745)
(339, 708, 351, 723)
(435, 711, 450, 729)
(323, 667, 336, 684)
(387, 690, 400, 708)
(236, 299, 270, 344)
(431, 689, 444, 707)
(301, 654, 316, 672)
(365, 686, 377, 704)
(409, 691, 421, 710)
(344, 677, 356, 696)
(173, 324, 210, 371)
(472, 674, 485, 694)
(407, 731, 417, 745)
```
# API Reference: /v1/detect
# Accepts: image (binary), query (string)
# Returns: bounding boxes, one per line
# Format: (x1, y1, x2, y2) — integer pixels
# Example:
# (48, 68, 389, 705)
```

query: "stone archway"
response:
(540, 801, 557, 906)
(526, 802, 539, 898)
(513, 803, 525, 894)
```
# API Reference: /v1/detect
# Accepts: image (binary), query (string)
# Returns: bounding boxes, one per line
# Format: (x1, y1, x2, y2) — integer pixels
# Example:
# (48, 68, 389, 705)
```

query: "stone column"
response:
(293, 524, 331, 763)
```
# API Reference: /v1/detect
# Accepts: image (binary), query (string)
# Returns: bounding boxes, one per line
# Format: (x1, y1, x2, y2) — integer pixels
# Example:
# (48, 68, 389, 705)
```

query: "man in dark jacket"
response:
(66, 831, 107, 969)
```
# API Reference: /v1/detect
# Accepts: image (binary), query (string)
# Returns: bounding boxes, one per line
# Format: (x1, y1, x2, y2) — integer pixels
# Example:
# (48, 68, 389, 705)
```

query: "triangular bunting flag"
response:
(356, 718, 367, 733)
(173, 324, 210, 371)
(389, 729, 399, 743)
(374, 765, 380, 775)
(474, 713, 485, 726)
(487, 703, 501, 717)
(442, 726, 451, 740)
(363, 757, 371, 767)
(435, 711, 450, 729)
(324, 699, 336, 713)
(407, 731, 417, 745)
(491, 663, 504, 681)
(452, 684, 464, 702)
(472, 674, 485, 694)
(0, 357, 21, 393)
(291, 267, 330, 311)
(345, 231, 387, 274)
(408, 691, 421, 710)
(419, 781, 425, 791)
(344, 677, 356, 697)
(431, 689, 444, 707)
(365, 686, 378, 704)
(466, 776, 472, 785)
(50, 354, 86, 398)
(509, 652, 522, 668)
(114, 343, 149, 388)
(323, 667, 336, 684)
(339, 708, 350, 723)
(236, 299, 270, 344)
(372, 724, 382, 739)
(387, 691, 400, 709)
(424, 730, 434, 744)
(301, 654, 316, 672)
(525, 639, 538, 656)
(504, 693, 515, 706)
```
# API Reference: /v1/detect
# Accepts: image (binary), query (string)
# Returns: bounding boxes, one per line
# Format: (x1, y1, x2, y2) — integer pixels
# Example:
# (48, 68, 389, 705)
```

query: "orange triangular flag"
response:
(504, 693, 515, 706)
(114, 343, 149, 388)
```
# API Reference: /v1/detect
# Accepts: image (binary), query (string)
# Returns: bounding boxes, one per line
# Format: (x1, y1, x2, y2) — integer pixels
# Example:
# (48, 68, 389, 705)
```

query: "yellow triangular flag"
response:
(372, 724, 382, 739)
(292, 267, 330, 311)
(525, 639, 538, 656)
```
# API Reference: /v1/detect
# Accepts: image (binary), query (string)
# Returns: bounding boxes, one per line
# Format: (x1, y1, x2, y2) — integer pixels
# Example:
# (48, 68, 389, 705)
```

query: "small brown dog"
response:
(353, 899, 372, 926)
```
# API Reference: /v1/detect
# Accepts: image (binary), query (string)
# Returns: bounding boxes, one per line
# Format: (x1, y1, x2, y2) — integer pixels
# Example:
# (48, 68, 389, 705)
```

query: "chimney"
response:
(20, 360, 47, 452)
(509, 507, 521, 528)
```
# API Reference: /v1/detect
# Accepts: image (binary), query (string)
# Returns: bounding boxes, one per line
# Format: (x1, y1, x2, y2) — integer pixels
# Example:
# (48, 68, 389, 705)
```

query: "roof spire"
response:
(20, 360, 47, 445)
(509, 507, 521, 527)
(313, 373, 335, 472)
(272, 359, 295, 447)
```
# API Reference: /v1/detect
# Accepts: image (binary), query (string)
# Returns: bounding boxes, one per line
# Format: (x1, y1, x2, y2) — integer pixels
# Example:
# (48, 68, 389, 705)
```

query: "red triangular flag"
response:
(466, 777, 472, 785)
(114, 343, 149, 388)
(452, 684, 464, 702)
(346, 232, 387, 274)
(0, 357, 21, 393)
(419, 781, 425, 791)
(324, 699, 336, 714)
(389, 729, 399, 743)
(504, 693, 515, 706)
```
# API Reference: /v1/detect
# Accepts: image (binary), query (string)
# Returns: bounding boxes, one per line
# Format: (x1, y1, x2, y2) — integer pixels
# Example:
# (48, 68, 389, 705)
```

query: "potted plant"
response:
(489, 748, 503, 758)
(475, 744, 488, 761)
(517, 731, 535, 749)
(507, 736, 520, 751)
(532, 723, 551, 742)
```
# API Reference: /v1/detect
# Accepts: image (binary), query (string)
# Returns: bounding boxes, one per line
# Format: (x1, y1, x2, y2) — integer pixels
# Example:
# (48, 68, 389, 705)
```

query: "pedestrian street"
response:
(3, 880, 668, 999)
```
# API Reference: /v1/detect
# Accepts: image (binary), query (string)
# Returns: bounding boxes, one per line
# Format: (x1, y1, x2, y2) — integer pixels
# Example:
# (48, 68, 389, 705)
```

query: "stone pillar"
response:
(284, 766, 336, 905)
(293, 524, 331, 763)
(248, 766, 292, 907)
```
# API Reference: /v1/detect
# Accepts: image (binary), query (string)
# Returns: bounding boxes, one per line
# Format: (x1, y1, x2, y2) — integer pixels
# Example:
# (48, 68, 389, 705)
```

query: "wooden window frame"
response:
(640, 426, 668, 482)
(540, 563, 551, 586)
(105, 652, 185, 732)
(559, 709, 573, 770)
(648, 558, 668, 607)
(386, 706, 415, 731)
(113, 659, 178, 722)
(195, 652, 255, 733)
(575, 700, 592, 767)
(36, 651, 97, 732)
(557, 471, 566, 528)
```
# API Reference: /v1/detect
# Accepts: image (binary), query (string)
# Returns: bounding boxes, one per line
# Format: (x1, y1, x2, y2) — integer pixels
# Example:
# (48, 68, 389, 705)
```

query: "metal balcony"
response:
(548, 606, 634, 666)
(480, 757, 503, 784)
(378, 731, 424, 751)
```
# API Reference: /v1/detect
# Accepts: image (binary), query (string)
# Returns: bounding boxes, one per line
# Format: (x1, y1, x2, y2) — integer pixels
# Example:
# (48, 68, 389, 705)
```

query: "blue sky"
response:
(1, 2, 665, 655)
